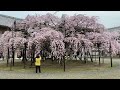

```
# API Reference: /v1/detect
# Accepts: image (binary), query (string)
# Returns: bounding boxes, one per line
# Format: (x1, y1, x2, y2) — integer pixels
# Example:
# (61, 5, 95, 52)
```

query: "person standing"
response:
(35, 55, 41, 73)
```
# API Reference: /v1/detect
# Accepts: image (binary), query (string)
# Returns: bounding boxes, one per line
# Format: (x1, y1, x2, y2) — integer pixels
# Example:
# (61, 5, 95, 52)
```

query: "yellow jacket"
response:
(35, 57, 41, 66)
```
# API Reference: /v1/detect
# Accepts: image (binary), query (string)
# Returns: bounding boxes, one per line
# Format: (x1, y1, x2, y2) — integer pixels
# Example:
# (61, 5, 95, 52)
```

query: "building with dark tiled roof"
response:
(107, 26, 120, 43)
(0, 14, 23, 59)
(0, 14, 22, 36)
(107, 26, 120, 32)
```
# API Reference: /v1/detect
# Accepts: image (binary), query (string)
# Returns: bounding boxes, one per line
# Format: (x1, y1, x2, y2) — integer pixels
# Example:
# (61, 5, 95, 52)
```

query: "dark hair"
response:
(36, 55, 40, 58)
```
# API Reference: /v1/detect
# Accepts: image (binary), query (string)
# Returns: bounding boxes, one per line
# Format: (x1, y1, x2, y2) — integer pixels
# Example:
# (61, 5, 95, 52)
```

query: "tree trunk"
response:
(10, 58, 12, 71)
(102, 57, 104, 63)
(30, 44, 35, 67)
(84, 53, 86, 63)
(33, 49, 35, 63)
(95, 49, 96, 61)
(86, 51, 89, 63)
(7, 47, 9, 67)
(75, 53, 77, 60)
(13, 50, 15, 66)
(79, 52, 83, 61)
(12, 45, 14, 66)
(110, 43, 112, 67)
(88, 51, 93, 62)
(118, 52, 120, 58)
(23, 43, 27, 68)
(63, 56, 65, 72)
(22, 49, 25, 67)
(2, 56, 4, 61)
(102, 51, 104, 64)
(60, 59, 63, 66)
(30, 51, 33, 66)
(83, 47, 87, 63)
(33, 44, 35, 64)
(110, 55, 112, 67)
(22, 49, 24, 62)
(51, 56, 54, 63)
(98, 47, 101, 65)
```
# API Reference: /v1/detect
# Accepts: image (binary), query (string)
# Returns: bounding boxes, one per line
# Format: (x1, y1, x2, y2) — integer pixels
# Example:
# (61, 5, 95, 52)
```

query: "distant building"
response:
(0, 14, 23, 59)
(0, 14, 22, 37)
(107, 26, 120, 32)
(107, 26, 120, 44)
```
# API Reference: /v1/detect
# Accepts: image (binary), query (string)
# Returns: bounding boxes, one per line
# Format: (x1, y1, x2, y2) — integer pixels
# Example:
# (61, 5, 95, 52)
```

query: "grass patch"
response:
(0, 58, 119, 73)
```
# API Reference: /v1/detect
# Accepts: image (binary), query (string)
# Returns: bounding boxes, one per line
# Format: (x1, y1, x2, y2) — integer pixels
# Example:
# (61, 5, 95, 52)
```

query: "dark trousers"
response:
(36, 66, 41, 73)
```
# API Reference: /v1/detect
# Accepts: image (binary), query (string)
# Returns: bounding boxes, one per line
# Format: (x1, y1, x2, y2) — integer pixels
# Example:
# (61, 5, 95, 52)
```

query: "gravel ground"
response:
(0, 58, 120, 79)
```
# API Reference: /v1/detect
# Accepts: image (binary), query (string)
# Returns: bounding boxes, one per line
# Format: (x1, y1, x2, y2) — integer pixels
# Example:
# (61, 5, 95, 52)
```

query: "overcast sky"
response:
(0, 11, 120, 28)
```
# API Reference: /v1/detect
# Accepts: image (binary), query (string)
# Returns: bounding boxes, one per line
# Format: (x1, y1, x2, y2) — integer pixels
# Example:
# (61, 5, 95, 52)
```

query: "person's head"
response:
(36, 55, 40, 58)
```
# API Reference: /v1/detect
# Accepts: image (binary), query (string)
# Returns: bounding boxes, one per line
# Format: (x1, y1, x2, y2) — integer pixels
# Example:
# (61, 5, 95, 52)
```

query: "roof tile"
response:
(0, 14, 22, 27)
